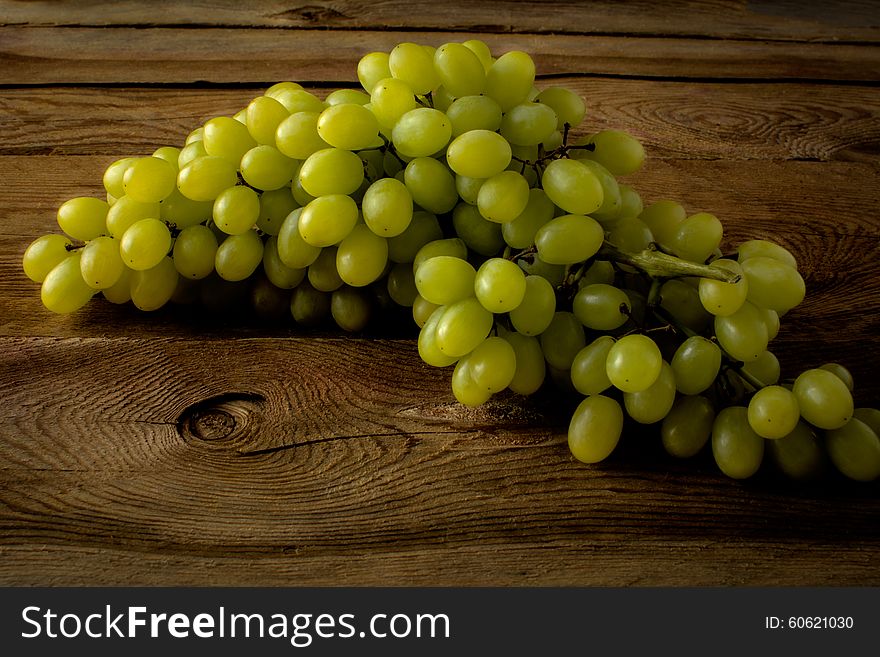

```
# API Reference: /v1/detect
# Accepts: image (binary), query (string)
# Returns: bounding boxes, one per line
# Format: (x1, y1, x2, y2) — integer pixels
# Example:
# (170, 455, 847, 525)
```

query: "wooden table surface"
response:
(1, 1, 879, 586)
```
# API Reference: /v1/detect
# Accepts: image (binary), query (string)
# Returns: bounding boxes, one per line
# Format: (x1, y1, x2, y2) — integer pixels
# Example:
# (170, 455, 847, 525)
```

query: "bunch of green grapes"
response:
(21, 39, 879, 483)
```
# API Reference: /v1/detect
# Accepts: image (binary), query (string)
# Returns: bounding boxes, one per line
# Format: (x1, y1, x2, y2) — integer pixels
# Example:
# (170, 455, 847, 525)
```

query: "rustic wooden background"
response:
(1, 1, 878, 586)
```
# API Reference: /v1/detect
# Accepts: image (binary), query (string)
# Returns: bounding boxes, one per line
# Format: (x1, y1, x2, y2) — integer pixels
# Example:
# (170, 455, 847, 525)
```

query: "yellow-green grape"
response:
(40, 253, 95, 314)
(579, 260, 615, 287)
(639, 200, 685, 245)
(740, 350, 780, 387)
(102, 267, 132, 304)
(325, 88, 370, 106)
(404, 157, 458, 214)
(535, 87, 586, 129)
(412, 237, 468, 272)
(468, 336, 517, 393)
(369, 77, 416, 129)
(618, 183, 643, 219)
(711, 406, 765, 479)
(277, 208, 321, 269)
(412, 294, 438, 327)
(509, 275, 556, 336)
(215, 230, 263, 282)
(275, 111, 329, 160)
(23, 234, 72, 283)
(624, 361, 676, 424)
(714, 301, 769, 362)
(291, 162, 317, 206)
(273, 88, 327, 115)
(463, 39, 493, 71)
(826, 418, 880, 482)
(540, 311, 586, 370)
(129, 256, 178, 311)
(79, 236, 125, 289)
(578, 159, 621, 223)
(518, 256, 566, 287)
(535, 213, 604, 265)
(853, 408, 880, 437)
(177, 156, 238, 202)
(119, 218, 171, 271)
(387, 211, 443, 263)
(476, 170, 530, 224)
(499, 102, 557, 146)
(316, 103, 380, 151)
(257, 187, 297, 236)
(299, 148, 364, 197)
(502, 188, 555, 249)
(103, 157, 136, 198)
(387, 262, 419, 307)
(451, 357, 492, 407)
(336, 224, 388, 287)
(57, 197, 109, 241)
(177, 140, 208, 167)
(748, 385, 800, 439)
(265, 82, 303, 102)
(568, 395, 624, 464)
(435, 297, 494, 357)
(608, 216, 652, 253)
(766, 421, 824, 481)
(414, 255, 476, 305)
(474, 257, 527, 313)
(358, 51, 392, 92)
(308, 247, 344, 292)
(540, 159, 603, 216)
(793, 368, 854, 430)
(213, 186, 260, 235)
(737, 239, 798, 270)
(662, 395, 715, 458)
(391, 108, 452, 158)
(433, 42, 486, 97)
(485, 50, 535, 111)
(262, 236, 305, 289)
(819, 362, 854, 391)
(186, 126, 204, 144)
(446, 129, 512, 179)
(501, 331, 545, 395)
(660, 279, 712, 333)
(122, 156, 177, 204)
(298, 194, 359, 247)
(699, 259, 747, 316)
(362, 177, 413, 237)
(606, 334, 662, 393)
(160, 188, 212, 230)
(451, 202, 504, 257)
(741, 256, 805, 314)
(202, 116, 257, 165)
(418, 305, 458, 367)
(246, 95, 290, 145)
(761, 308, 780, 340)
(670, 336, 722, 395)
(580, 129, 646, 176)
(106, 196, 160, 237)
(669, 212, 722, 263)
(572, 283, 631, 331)
(570, 336, 614, 396)
(331, 286, 371, 332)
(291, 280, 331, 326)
(172, 224, 217, 280)
(455, 175, 484, 205)
(388, 42, 440, 95)
(240, 145, 297, 191)
(446, 95, 502, 136)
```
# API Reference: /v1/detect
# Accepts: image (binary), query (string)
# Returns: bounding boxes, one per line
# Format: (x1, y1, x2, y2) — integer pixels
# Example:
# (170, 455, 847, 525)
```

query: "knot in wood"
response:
(188, 408, 236, 441)
(177, 392, 265, 448)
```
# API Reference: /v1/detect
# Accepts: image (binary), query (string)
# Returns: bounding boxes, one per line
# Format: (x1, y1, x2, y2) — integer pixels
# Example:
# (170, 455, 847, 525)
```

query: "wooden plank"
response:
(3, 81, 880, 162)
(0, 336, 877, 586)
(3, 27, 880, 85)
(2, 0, 879, 43)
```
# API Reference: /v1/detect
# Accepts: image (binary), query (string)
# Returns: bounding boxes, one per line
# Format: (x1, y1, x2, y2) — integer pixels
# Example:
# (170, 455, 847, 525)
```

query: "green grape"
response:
(129, 256, 178, 311)
(761, 308, 780, 341)
(454, 175, 484, 205)
(660, 279, 712, 333)
(391, 108, 452, 158)
(446, 129, 512, 179)
(741, 256, 805, 313)
(661, 395, 715, 458)
(404, 157, 458, 214)
(160, 188, 212, 230)
(358, 51, 392, 92)
(568, 395, 624, 464)
(485, 50, 535, 112)
(106, 196, 160, 238)
(331, 286, 371, 332)
(291, 162, 317, 206)
(79, 236, 125, 289)
(389, 42, 440, 95)
(40, 253, 95, 314)
(451, 202, 504, 256)
(543, 129, 563, 151)
(362, 177, 413, 237)
(606, 334, 662, 393)
(714, 301, 769, 362)
(509, 275, 556, 336)
(747, 385, 800, 439)
(102, 267, 132, 304)
(670, 336, 721, 395)
(766, 421, 824, 481)
(202, 115, 257, 165)
(436, 297, 494, 357)
(316, 102, 380, 151)
(578, 159, 621, 223)
(517, 256, 566, 287)
(240, 145, 297, 191)
(535, 213, 604, 265)
(172, 224, 217, 280)
(103, 157, 136, 198)
(817, 362, 854, 391)
(499, 102, 558, 146)
(570, 336, 615, 396)
(476, 170, 530, 224)
(462, 39, 494, 71)
(433, 42, 486, 97)
(639, 200, 684, 245)
(213, 186, 260, 235)
(580, 129, 645, 176)
(608, 216, 652, 253)
(501, 188, 555, 249)
(291, 280, 331, 326)
(826, 418, 880, 482)
(468, 336, 517, 393)
(262, 235, 305, 289)
(540, 159, 603, 216)
(298, 148, 364, 197)
(540, 312, 586, 370)
(119, 218, 171, 271)
(418, 305, 459, 367)
(256, 187, 297, 236)
(186, 126, 204, 144)
(501, 331, 545, 395)
(277, 208, 321, 268)
(853, 408, 880, 436)
(535, 87, 585, 129)
(387, 211, 443, 263)
(412, 294, 438, 327)
(572, 284, 631, 331)
(336, 224, 389, 287)
(474, 257, 527, 313)
(245, 95, 289, 145)
(329, 89, 373, 105)
(414, 255, 476, 305)
(57, 197, 109, 241)
(298, 194, 359, 247)
(413, 238, 468, 272)
(451, 357, 492, 407)
(670, 212, 722, 263)
(699, 259, 747, 316)
(275, 111, 329, 160)
(307, 247, 344, 292)
(215, 230, 263, 282)
(711, 406, 764, 479)
(446, 95, 503, 136)
(265, 81, 303, 99)
(740, 350, 781, 387)
(23, 234, 72, 283)
(579, 260, 615, 287)
(617, 183, 643, 219)
(122, 156, 177, 204)
(793, 368, 854, 430)
(177, 156, 238, 202)
(369, 77, 417, 129)
(177, 140, 208, 167)
(249, 273, 291, 320)
(624, 361, 676, 424)
(737, 239, 798, 270)
(386, 262, 419, 307)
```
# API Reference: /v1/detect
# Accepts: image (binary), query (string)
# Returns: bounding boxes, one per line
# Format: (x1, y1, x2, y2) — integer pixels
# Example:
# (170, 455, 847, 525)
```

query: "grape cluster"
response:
(22, 40, 880, 483)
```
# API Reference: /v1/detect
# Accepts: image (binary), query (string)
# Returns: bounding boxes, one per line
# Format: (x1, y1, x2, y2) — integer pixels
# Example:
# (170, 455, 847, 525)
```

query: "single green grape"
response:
(468, 336, 517, 393)
(240, 145, 297, 191)
(433, 42, 486, 97)
(414, 255, 476, 306)
(568, 395, 624, 464)
(699, 259, 748, 316)
(22, 234, 73, 283)
(792, 368, 853, 430)
(503, 331, 546, 395)
(714, 301, 769, 362)
(102, 267, 132, 305)
(57, 197, 109, 241)
(404, 157, 458, 214)
(670, 336, 722, 395)
(160, 188, 213, 230)
(370, 77, 418, 129)
(122, 156, 177, 203)
(307, 247, 344, 292)
(391, 108, 452, 158)
(624, 361, 676, 424)
(662, 395, 715, 458)
(331, 286, 372, 332)
(540, 312, 586, 370)
(435, 297, 494, 358)
(639, 200, 685, 246)
(103, 157, 136, 198)
(40, 253, 95, 314)
(177, 156, 238, 202)
(202, 115, 257, 165)
(445, 129, 511, 179)
(485, 50, 535, 112)
(387, 262, 419, 307)
(173, 224, 218, 280)
(298, 194, 359, 247)
(607, 216, 652, 253)
(535, 214, 604, 265)
(509, 275, 556, 336)
(670, 212, 722, 263)
(316, 102, 380, 151)
(737, 239, 798, 270)
(336, 224, 389, 287)
(290, 280, 331, 326)
(362, 176, 413, 237)
(215, 230, 264, 282)
(277, 208, 321, 269)
(741, 256, 805, 313)
(605, 334, 662, 393)
(418, 305, 459, 367)
(476, 170, 530, 224)
(275, 111, 329, 159)
(213, 185, 261, 235)
(411, 294, 439, 327)
(245, 95, 290, 146)
(262, 235, 306, 289)
(570, 336, 615, 396)
(446, 95, 502, 136)
(474, 257, 527, 313)
(572, 284, 631, 331)
(451, 202, 504, 257)
(80, 236, 125, 290)
(257, 187, 298, 236)
(747, 385, 800, 439)
(451, 357, 493, 407)
(579, 129, 645, 176)
(119, 218, 172, 271)
(535, 86, 585, 129)
(499, 102, 558, 146)
(711, 406, 765, 479)
(412, 238, 468, 272)
(540, 159, 603, 216)
(388, 42, 440, 95)
(129, 256, 179, 312)
(826, 418, 880, 482)
(740, 350, 781, 387)
(357, 51, 392, 93)
(298, 148, 364, 197)
(501, 188, 555, 249)
(767, 421, 825, 481)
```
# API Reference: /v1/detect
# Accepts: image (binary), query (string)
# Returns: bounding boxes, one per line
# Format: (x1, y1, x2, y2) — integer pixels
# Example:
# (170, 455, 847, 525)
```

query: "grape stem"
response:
(599, 243, 741, 283)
